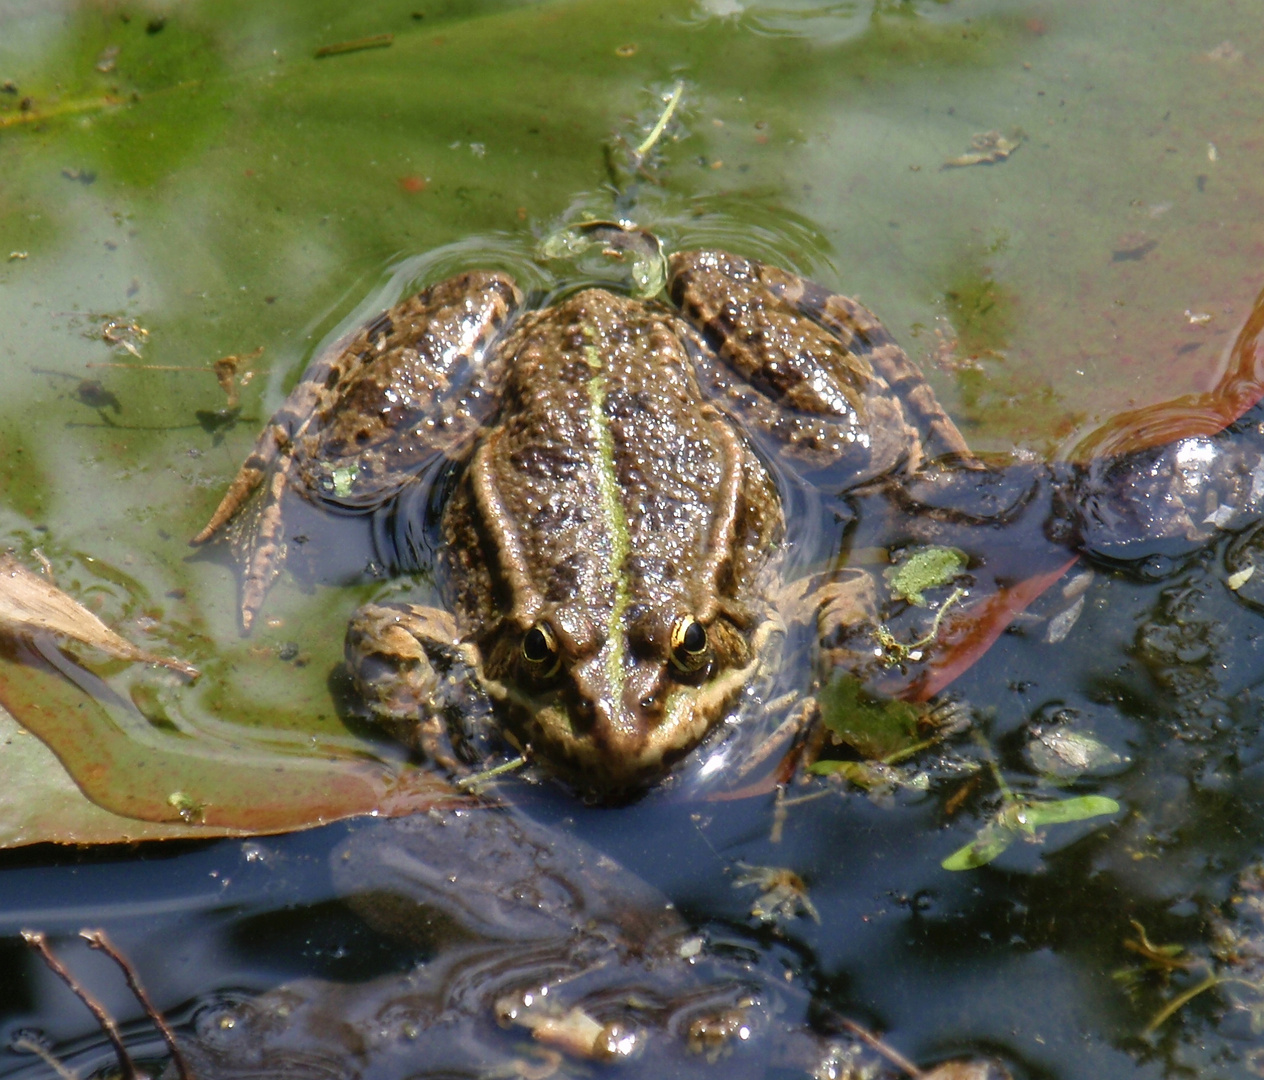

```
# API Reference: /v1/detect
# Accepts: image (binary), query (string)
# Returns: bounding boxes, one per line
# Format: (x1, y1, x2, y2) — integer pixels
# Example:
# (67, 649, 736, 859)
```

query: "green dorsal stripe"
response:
(584, 338, 632, 693)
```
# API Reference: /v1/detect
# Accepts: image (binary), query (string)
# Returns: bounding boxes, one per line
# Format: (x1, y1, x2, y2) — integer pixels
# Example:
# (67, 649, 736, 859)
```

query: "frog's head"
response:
(479, 599, 778, 797)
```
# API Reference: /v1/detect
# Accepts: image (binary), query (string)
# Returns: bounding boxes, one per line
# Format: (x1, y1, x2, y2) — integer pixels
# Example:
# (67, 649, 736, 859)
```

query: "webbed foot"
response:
(345, 602, 485, 771)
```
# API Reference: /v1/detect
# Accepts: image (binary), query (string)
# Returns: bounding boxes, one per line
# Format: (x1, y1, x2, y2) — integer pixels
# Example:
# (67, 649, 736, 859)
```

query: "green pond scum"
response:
(2, 1, 1264, 1078)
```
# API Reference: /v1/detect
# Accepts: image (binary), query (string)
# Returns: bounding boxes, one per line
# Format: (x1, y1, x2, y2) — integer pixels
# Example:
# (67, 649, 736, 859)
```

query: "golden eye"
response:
(670, 615, 709, 672)
(521, 621, 561, 677)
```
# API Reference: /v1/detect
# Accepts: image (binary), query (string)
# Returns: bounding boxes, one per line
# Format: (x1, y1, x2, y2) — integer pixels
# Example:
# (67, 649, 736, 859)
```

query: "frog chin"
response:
(522, 686, 724, 796)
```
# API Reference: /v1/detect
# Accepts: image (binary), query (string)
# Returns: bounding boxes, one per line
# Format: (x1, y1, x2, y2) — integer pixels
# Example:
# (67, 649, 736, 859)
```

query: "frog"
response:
(193, 244, 981, 796)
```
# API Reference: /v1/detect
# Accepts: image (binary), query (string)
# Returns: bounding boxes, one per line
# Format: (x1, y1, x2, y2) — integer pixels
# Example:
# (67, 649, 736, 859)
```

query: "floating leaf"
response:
(942, 795, 1120, 870)
(1017, 794, 1120, 827)
(0, 638, 461, 844)
(942, 818, 1017, 870)
(885, 546, 967, 606)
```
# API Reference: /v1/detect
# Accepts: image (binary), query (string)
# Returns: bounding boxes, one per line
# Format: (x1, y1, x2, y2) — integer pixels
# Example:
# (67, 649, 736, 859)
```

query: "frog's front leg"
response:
(667, 249, 975, 481)
(345, 602, 489, 773)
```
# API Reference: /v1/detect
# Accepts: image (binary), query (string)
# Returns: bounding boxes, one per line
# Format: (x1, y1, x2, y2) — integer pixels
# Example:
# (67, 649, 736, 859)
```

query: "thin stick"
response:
(456, 755, 527, 792)
(21, 931, 137, 1080)
(633, 81, 684, 163)
(314, 33, 393, 58)
(838, 1017, 924, 1079)
(10, 1037, 77, 1080)
(82, 930, 194, 1080)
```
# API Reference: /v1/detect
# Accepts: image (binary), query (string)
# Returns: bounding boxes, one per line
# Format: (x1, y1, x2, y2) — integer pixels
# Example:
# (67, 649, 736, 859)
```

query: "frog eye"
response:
(670, 616, 709, 672)
(522, 621, 561, 677)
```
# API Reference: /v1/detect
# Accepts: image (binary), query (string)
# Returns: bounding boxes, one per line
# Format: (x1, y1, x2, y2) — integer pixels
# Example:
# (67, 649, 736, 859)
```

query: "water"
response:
(2, 1, 1264, 1076)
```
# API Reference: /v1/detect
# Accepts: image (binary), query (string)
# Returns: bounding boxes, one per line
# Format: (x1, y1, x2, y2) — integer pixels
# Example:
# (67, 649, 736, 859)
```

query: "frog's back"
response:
(443, 289, 776, 637)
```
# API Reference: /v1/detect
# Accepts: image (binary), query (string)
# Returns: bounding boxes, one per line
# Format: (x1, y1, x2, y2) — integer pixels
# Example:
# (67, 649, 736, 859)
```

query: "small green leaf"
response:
(942, 822, 1016, 870)
(885, 546, 968, 606)
(1018, 794, 1120, 827)
(943, 795, 1120, 870)
(808, 759, 890, 789)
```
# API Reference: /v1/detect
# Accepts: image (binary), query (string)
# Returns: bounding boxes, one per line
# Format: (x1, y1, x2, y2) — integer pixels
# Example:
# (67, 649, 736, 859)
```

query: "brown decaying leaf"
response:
(0, 554, 198, 679)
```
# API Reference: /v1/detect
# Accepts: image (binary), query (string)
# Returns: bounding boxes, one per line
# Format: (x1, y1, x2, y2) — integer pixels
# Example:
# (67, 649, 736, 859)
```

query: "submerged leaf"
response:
(816, 675, 924, 760)
(942, 820, 1016, 870)
(1027, 728, 1125, 780)
(0, 555, 197, 679)
(885, 546, 967, 606)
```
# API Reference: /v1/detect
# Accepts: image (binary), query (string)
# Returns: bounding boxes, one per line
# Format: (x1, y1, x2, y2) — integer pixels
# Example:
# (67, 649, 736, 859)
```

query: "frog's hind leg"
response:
(220, 459, 294, 633)
(191, 334, 365, 545)
(190, 423, 288, 544)
(755, 263, 980, 470)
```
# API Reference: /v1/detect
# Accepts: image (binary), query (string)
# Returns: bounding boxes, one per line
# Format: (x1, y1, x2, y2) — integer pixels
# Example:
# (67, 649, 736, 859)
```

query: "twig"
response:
(456, 755, 527, 792)
(21, 931, 137, 1080)
(1143, 972, 1225, 1034)
(838, 1017, 924, 1078)
(314, 33, 393, 58)
(632, 81, 684, 166)
(10, 1037, 77, 1080)
(82, 929, 194, 1080)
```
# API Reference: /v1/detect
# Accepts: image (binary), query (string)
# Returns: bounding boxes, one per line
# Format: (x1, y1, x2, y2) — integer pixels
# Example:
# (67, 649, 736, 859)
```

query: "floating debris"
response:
(99, 317, 147, 357)
(943, 130, 1023, 168)
(733, 862, 820, 924)
(94, 44, 120, 73)
(1044, 593, 1085, 644)
(1228, 564, 1255, 591)
(0, 553, 199, 679)
(314, 33, 393, 58)
(86, 345, 260, 411)
(1205, 40, 1243, 63)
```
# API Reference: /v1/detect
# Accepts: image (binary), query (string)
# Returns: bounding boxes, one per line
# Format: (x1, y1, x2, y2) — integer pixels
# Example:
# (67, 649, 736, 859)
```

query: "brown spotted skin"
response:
(196, 246, 973, 793)
(437, 290, 782, 788)
(191, 271, 521, 630)
(668, 249, 976, 480)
